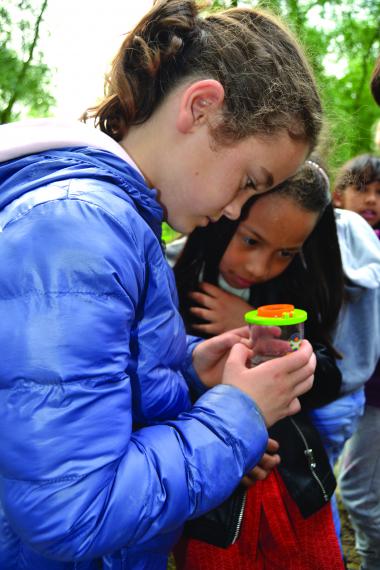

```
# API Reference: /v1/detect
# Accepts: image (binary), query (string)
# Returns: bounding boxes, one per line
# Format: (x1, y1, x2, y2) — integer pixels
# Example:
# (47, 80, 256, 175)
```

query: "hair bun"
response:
(136, 0, 199, 64)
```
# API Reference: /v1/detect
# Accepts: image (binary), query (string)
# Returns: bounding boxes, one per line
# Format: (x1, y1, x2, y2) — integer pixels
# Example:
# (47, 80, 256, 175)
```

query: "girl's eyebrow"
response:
(240, 225, 264, 240)
(283, 246, 304, 252)
(240, 224, 304, 251)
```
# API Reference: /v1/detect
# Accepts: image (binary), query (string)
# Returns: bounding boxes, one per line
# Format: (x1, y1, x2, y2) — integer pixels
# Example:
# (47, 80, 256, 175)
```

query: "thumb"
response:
(207, 329, 249, 355)
(224, 342, 251, 376)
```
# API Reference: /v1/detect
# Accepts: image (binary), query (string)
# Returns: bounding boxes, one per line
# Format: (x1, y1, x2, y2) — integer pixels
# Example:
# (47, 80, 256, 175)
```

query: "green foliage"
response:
(208, 0, 239, 8)
(200, 0, 380, 178)
(0, 0, 54, 123)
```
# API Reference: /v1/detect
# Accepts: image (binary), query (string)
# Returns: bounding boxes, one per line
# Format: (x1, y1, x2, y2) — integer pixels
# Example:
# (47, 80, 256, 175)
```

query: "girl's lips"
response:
(361, 210, 377, 220)
(230, 274, 254, 288)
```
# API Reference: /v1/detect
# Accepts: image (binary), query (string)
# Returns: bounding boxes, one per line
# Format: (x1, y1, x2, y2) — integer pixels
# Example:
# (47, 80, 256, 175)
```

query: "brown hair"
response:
(334, 154, 380, 193)
(82, 0, 322, 148)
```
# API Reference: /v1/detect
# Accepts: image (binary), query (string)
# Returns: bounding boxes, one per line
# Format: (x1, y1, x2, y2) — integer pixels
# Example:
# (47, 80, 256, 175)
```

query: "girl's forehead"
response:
(248, 192, 299, 213)
(243, 194, 316, 230)
(347, 179, 380, 189)
(255, 193, 317, 224)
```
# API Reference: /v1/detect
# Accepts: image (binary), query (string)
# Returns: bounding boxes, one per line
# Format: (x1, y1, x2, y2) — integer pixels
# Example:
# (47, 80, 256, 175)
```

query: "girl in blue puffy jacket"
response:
(0, 1, 322, 568)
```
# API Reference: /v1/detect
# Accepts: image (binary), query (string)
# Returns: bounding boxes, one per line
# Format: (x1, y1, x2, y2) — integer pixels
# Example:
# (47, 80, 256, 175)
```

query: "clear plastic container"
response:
(244, 304, 307, 367)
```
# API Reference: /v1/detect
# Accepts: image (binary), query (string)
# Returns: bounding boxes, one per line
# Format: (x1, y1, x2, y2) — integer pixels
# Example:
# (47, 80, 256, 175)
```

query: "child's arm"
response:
(189, 282, 252, 335)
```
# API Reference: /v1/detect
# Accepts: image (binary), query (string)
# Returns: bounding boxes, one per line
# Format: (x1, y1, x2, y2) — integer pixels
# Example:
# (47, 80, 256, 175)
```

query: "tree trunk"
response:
(0, 0, 49, 124)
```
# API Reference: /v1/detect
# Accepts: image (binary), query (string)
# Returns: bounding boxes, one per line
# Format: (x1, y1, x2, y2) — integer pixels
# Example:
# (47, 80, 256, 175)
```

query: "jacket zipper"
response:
(290, 417, 329, 502)
(231, 490, 247, 544)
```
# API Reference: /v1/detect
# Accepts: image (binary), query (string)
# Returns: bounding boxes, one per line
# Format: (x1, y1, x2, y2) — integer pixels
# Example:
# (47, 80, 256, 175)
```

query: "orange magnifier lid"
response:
(257, 304, 294, 318)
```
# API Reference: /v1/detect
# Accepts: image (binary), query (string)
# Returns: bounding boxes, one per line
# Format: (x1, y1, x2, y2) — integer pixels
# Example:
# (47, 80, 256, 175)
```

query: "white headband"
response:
(305, 160, 331, 194)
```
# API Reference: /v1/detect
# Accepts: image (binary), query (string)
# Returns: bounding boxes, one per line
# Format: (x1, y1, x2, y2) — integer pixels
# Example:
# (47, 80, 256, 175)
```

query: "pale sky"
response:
(41, 1, 154, 119)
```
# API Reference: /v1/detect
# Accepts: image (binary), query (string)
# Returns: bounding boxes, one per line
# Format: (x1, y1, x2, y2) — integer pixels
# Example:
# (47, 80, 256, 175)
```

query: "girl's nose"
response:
(222, 201, 242, 221)
(365, 191, 377, 204)
(246, 255, 270, 282)
(222, 192, 251, 221)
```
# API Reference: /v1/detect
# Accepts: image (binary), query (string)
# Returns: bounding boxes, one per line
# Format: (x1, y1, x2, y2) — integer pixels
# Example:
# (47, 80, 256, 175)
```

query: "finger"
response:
(253, 338, 291, 356)
(292, 373, 314, 399)
(192, 322, 221, 335)
(244, 457, 279, 482)
(189, 306, 217, 323)
(287, 397, 301, 416)
(202, 329, 252, 356)
(250, 325, 282, 341)
(228, 326, 250, 339)
(239, 337, 253, 348)
(248, 468, 271, 481)
(285, 352, 316, 388)
(224, 342, 252, 374)
(257, 453, 281, 472)
(292, 354, 316, 384)
(266, 438, 280, 453)
(199, 282, 221, 297)
(189, 291, 216, 308)
(296, 339, 314, 359)
(241, 475, 257, 488)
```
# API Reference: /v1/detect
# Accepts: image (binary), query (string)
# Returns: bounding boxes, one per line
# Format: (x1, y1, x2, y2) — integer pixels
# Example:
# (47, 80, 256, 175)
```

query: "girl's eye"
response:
(245, 178, 257, 190)
(243, 236, 258, 246)
(279, 250, 297, 259)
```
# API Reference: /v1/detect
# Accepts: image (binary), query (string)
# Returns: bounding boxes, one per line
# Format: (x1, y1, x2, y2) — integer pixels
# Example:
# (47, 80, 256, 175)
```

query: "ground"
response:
(339, 493, 361, 570)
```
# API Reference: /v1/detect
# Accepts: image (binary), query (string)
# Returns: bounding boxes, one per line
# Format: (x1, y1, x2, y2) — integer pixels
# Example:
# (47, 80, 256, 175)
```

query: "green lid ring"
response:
(244, 308, 308, 326)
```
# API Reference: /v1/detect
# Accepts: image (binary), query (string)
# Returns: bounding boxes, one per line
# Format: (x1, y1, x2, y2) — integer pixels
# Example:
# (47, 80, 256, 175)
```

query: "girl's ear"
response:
(332, 190, 344, 208)
(176, 79, 225, 134)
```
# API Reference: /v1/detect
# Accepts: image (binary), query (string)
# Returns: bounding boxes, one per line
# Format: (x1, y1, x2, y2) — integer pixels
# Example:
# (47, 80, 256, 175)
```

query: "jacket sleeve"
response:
(0, 198, 268, 561)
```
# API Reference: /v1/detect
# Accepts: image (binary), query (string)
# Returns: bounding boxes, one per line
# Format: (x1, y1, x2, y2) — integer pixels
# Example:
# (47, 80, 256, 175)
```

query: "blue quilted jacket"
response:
(0, 144, 268, 569)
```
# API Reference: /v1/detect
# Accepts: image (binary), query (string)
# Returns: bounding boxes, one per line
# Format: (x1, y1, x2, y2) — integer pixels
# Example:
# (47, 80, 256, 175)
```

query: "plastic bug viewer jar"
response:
(244, 304, 308, 367)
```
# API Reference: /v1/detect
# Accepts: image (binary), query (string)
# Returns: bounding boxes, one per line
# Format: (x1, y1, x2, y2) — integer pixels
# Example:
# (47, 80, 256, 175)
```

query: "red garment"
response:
(174, 469, 344, 570)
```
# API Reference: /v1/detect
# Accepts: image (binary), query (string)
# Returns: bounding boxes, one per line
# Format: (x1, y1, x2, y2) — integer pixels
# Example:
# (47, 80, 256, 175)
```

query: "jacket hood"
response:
(0, 119, 163, 236)
(335, 208, 380, 289)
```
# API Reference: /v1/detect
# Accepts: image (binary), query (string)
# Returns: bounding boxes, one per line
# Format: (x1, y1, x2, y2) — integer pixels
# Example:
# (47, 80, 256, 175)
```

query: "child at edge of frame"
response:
(334, 153, 380, 570)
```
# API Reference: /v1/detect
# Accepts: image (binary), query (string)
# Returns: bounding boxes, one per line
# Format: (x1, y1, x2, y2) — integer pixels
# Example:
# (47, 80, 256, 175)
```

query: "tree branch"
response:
(0, 0, 49, 123)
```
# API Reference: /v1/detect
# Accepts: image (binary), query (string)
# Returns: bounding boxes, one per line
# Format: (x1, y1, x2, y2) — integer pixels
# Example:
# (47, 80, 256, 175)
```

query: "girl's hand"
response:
(222, 340, 316, 427)
(192, 327, 251, 388)
(241, 438, 280, 487)
(189, 282, 252, 335)
(250, 325, 291, 359)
